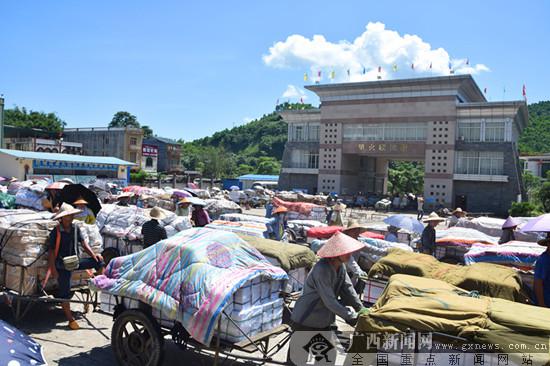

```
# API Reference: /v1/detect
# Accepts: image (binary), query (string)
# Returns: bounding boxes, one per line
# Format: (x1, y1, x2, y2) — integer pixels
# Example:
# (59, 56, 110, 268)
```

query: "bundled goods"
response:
(357, 237, 413, 271)
(435, 227, 498, 261)
(307, 225, 343, 239)
(297, 193, 327, 205)
(15, 182, 48, 211)
(0, 210, 56, 267)
(456, 216, 540, 243)
(93, 228, 288, 346)
(74, 221, 103, 259)
(204, 198, 242, 220)
(206, 220, 266, 238)
(275, 191, 298, 202)
(464, 240, 546, 272)
(288, 219, 326, 229)
(219, 213, 270, 224)
(272, 197, 324, 219)
(97, 204, 192, 242)
(0, 192, 16, 209)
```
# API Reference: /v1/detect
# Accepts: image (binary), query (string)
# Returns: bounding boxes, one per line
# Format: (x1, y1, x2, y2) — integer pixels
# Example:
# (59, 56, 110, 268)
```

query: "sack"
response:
(62, 255, 80, 271)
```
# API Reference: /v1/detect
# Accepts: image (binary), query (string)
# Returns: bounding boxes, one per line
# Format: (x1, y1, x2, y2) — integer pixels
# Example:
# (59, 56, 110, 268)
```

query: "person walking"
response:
(141, 207, 168, 248)
(417, 196, 424, 220)
(420, 212, 445, 256)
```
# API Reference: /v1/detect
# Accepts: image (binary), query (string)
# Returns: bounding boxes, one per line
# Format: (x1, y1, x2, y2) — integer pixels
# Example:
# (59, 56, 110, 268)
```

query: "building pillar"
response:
(0, 96, 4, 149)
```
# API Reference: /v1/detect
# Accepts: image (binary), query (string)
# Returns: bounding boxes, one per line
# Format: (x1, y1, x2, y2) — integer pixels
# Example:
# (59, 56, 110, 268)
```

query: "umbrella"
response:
(230, 186, 240, 191)
(520, 213, 550, 232)
(182, 188, 199, 197)
(1, 319, 46, 366)
(187, 197, 206, 206)
(383, 214, 425, 234)
(59, 184, 102, 216)
(46, 181, 68, 190)
(171, 189, 192, 198)
(187, 182, 198, 189)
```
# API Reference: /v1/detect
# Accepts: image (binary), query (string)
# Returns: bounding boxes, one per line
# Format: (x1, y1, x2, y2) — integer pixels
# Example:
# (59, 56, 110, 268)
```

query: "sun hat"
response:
(452, 207, 466, 215)
(502, 216, 520, 229)
(178, 197, 191, 205)
(423, 212, 445, 223)
(52, 203, 82, 220)
(342, 219, 369, 235)
(273, 206, 288, 215)
(317, 232, 365, 258)
(73, 198, 88, 206)
(149, 207, 166, 220)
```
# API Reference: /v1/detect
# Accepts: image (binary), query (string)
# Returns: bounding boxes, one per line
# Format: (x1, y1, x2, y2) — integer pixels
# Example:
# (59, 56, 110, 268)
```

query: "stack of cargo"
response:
(13, 180, 49, 211)
(272, 197, 325, 221)
(204, 198, 242, 220)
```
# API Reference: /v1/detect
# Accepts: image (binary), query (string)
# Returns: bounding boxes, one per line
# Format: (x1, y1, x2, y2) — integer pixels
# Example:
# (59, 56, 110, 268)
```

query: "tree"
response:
(256, 157, 281, 175)
(109, 111, 140, 128)
(141, 125, 153, 138)
(4, 106, 66, 132)
(523, 171, 542, 203)
(539, 181, 550, 212)
(387, 161, 424, 195)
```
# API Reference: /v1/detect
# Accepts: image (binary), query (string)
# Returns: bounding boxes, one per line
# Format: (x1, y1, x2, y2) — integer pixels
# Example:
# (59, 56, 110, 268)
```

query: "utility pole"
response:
(0, 96, 4, 149)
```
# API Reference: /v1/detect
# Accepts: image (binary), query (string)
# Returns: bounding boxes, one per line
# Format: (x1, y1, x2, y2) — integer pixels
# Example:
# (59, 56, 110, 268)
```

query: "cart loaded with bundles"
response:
(94, 228, 300, 366)
(0, 209, 102, 320)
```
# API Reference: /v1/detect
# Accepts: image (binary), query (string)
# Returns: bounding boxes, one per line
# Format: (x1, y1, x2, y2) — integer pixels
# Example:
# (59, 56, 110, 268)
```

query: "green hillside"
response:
(519, 101, 550, 154)
(180, 102, 314, 178)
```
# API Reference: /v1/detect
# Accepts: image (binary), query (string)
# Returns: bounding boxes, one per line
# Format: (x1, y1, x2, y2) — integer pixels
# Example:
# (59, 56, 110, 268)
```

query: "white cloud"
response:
(263, 22, 489, 81)
(281, 84, 307, 100)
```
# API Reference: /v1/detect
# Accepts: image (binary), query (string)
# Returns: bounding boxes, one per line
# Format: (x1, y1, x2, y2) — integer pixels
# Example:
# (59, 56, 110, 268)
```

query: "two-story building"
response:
(279, 75, 528, 216)
(143, 136, 182, 173)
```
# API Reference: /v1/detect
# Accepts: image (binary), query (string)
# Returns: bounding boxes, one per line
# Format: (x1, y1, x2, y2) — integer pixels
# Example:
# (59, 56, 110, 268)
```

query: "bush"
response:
(130, 170, 148, 184)
(509, 201, 543, 217)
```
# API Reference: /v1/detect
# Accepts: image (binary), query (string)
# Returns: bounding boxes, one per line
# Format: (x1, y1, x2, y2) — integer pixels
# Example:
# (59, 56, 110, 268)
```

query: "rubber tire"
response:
(112, 309, 164, 366)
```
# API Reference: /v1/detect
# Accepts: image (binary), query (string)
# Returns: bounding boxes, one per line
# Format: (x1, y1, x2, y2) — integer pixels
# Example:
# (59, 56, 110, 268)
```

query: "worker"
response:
(265, 200, 274, 218)
(176, 197, 192, 217)
(141, 207, 168, 248)
(499, 216, 519, 244)
(116, 192, 133, 206)
(448, 207, 466, 227)
(535, 235, 550, 308)
(291, 232, 368, 331)
(47, 203, 104, 330)
(191, 202, 211, 227)
(73, 198, 96, 225)
(417, 196, 425, 220)
(329, 199, 346, 226)
(420, 212, 445, 256)
(384, 225, 399, 243)
(264, 206, 288, 241)
(44, 182, 66, 213)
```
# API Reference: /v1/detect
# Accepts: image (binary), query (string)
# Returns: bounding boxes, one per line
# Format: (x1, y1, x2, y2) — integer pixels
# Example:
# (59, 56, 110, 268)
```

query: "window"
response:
(130, 152, 137, 163)
(290, 150, 319, 169)
(458, 122, 481, 141)
(343, 123, 427, 141)
(288, 123, 320, 142)
(456, 151, 504, 175)
(130, 137, 138, 145)
(485, 122, 505, 142)
(146, 157, 153, 167)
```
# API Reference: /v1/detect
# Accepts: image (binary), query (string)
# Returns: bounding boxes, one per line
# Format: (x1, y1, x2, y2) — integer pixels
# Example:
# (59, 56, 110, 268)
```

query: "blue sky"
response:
(1, 0, 548, 141)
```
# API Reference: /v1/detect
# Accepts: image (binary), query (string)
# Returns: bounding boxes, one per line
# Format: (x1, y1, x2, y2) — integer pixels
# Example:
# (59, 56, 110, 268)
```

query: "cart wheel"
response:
(112, 309, 164, 366)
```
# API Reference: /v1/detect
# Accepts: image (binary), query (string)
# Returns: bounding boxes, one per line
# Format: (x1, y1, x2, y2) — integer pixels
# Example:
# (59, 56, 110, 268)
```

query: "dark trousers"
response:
(56, 258, 104, 299)
(417, 209, 424, 220)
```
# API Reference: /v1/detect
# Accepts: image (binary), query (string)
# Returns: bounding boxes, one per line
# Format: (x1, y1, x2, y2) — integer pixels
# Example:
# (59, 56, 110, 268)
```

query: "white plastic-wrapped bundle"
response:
(357, 237, 413, 270)
(219, 213, 270, 224)
(456, 217, 541, 243)
(204, 199, 242, 220)
(74, 221, 103, 258)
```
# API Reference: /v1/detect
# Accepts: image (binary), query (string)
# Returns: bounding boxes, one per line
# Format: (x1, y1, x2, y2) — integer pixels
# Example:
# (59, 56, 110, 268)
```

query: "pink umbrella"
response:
(46, 181, 68, 190)
(521, 213, 550, 232)
(172, 189, 192, 198)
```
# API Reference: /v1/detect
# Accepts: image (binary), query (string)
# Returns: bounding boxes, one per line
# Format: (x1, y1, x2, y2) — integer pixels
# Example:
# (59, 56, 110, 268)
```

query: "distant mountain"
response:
(519, 101, 550, 154)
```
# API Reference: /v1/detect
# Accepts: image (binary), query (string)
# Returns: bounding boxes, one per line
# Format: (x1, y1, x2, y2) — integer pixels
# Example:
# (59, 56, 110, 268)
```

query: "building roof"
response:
(145, 136, 179, 145)
(237, 174, 279, 181)
(0, 149, 136, 166)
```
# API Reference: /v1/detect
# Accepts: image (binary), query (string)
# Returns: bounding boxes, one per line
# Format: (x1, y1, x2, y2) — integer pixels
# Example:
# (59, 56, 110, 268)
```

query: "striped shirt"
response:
(141, 219, 167, 248)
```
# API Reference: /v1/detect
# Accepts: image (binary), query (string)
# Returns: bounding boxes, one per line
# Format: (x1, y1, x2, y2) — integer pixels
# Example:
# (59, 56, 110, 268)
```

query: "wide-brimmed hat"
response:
(178, 197, 191, 205)
(502, 216, 520, 229)
(149, 207, 166, 220)
(452, 207, 467, 215)
(73, 198, 88, 206)
(273, 206, 288, 215)
(117, 192, 134, 199)
(342, 220, 369, 235)
(52, 203, 82, 220)
(317, 232, 365, 258)
(423, 212, 445, 223)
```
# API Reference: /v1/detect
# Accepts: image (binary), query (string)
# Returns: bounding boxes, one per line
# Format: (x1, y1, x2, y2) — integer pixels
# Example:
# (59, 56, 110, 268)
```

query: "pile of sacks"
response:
(12, 180, 49, 211)
(96, 204, 192, 241)
(204, 199, 242, 220)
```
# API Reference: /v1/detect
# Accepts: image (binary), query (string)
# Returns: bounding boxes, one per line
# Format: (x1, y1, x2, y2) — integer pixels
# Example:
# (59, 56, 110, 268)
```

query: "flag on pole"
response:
(318, 70, 322, 78)
(429, 62, 433, 69)
(378, 66, 382, 73)
(484, 87, 487, 94)
(448, 61, 454, 74)
(300, 97, 304, 104)
(347, 69, 350, 77)
(330, 70, 335, 80)
(411, 63, 415, 70)
(276, 98, 279, 106)
(522, 84, 527, 100)
(362, 66, 366, 75)
(392, 64, 398, 72)
(466, 58, 470, 65)
(304, 73, 308, 82)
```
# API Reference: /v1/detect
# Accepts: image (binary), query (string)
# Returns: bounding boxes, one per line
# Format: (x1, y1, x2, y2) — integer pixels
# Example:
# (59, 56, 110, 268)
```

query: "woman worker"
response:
(499, 216, 519, 244)
(47, 203, 104, 330)
(73, 198, 96, 225)
(176, 197, 192, 217)
(264, 206, 289, 242)
(291, 232, 368, 331)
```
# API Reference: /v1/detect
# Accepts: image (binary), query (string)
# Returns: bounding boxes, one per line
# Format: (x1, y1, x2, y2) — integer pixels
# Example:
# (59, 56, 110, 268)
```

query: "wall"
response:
(453, 181, 515, 217)
(0, 155, 28, 180)
(278, 173, 317, 193)
(64, 130, 126, 159)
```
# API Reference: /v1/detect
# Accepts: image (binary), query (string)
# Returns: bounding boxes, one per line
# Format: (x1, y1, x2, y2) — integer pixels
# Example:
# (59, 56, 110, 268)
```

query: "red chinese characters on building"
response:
(142, 144, 158, 157)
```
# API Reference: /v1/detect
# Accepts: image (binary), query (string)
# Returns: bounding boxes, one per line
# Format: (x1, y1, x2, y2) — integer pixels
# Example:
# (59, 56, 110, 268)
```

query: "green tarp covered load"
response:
(350, 274, 550, 365)
(368, 248, 528, 302)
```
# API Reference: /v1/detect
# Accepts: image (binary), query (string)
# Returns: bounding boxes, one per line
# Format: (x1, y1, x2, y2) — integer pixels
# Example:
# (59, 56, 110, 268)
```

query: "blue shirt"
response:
(264, 215, 286, 241)
(534, 251, 550, 307)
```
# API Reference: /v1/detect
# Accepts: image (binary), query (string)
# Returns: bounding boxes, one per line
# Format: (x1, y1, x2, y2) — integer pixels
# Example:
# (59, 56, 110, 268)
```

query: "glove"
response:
(358, 307, 370, 316)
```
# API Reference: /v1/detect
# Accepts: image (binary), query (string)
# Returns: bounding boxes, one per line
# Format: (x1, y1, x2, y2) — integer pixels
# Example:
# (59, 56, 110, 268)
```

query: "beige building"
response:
(279, 75, 528, 216)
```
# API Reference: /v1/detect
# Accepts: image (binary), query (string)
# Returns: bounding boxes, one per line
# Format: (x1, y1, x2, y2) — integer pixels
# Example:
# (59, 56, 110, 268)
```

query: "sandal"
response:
(68, 320, 80, 330)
